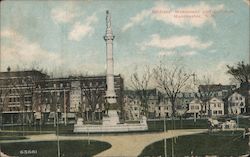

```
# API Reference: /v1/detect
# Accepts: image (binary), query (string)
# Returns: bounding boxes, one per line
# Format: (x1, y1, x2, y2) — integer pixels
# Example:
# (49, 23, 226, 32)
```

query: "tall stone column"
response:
(104, 10, 117, 104)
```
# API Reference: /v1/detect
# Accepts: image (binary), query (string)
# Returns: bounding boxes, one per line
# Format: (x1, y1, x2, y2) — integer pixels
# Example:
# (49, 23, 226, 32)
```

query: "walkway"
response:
(1, 129, 207, 157)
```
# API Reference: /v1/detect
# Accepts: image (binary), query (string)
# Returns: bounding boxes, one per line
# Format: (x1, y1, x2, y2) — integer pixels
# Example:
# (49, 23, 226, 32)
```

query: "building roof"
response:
(124, 88, 161, 96)
(233, 82, 250, 97)
(0, 70, 49, 79)
(198, 84, 236, 92)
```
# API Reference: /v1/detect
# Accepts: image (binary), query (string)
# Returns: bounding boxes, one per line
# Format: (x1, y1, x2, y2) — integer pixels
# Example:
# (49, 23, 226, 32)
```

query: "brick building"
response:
(0, 69, 124, 125)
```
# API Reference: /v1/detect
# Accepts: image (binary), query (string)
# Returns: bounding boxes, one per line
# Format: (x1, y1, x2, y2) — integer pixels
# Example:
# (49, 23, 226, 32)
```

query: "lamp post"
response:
(236, 113, 239, 129)
(164, 111, 167, 157)
(56, 91, 61, 157)
(57, 104, 60, 157)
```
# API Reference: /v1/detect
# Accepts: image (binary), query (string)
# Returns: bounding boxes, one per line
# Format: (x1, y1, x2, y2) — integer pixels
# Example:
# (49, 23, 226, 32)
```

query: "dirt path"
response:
(1, 129, 207, 157)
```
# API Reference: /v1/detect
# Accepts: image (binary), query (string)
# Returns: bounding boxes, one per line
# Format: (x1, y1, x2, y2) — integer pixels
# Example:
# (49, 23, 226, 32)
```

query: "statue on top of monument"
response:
(106, 10, 111, 29)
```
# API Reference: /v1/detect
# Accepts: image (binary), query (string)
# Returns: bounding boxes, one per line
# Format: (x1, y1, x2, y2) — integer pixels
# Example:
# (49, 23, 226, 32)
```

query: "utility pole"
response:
(64, 89, 67, 126)
(164, 112, 167, 157)
(57, 105, 60, 157)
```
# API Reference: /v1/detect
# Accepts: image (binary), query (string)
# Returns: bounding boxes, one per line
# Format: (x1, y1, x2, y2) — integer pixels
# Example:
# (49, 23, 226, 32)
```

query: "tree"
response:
(227, 61, 250, 113)
(0, 79, 14, 128)
(194, 75, 215, 118)
(130, 66, 152, 117)
(81, 81, 104, 121)
(153, 63, 192, 117)
(227, 61, 250, 83)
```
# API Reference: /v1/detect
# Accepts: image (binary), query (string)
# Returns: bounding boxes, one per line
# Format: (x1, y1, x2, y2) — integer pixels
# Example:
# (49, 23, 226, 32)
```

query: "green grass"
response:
(1, 124, 74, 135)
(0, 136, 27, 140)
(139, 131, 249, 157)
(235, 117, 250, 128)
(1, 117, 249, 135)
(147, 119, 208, 131)
(1, 140, 111, 157)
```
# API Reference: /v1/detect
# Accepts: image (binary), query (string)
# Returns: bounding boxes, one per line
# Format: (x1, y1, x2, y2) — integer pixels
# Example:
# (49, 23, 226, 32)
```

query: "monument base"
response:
(74, 110, 148, 133)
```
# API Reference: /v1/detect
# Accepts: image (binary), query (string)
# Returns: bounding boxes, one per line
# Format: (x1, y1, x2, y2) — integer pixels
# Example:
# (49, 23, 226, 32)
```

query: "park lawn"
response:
(139, 131, 249, 157)
(1, 119, 207, 136)
(147, 119, 208, 131)
(1, 117, 248, 136)
(1, 124, 74, 135)
(1, 140, 111, 157)
(0, 136, 27, 140)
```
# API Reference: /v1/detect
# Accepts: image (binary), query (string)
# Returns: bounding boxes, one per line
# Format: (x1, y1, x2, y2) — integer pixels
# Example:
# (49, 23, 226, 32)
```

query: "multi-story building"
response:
(187, 98, 202, 118)
(227, 92, 246, 115)
(0, 69, 124, 125)
(208, 97, 224, 117)
(236, 82, 250, 114)
(0, 69, 48, 125)
(124, 89, 164, 119)
(198, 84, 236, 100)
(123, 95, 141, 120)
(124, 89, 193, 119)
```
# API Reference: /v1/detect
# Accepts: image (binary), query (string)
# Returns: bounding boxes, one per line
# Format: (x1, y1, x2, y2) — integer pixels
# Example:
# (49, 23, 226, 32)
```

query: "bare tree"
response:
(194, 74, 214, 117)
(0, 79, 14, 128)
(130, 66, 152, 117)
(153, 63, 192, 117)
(81, 81, 104, 122)
(227, 61, 250, 83)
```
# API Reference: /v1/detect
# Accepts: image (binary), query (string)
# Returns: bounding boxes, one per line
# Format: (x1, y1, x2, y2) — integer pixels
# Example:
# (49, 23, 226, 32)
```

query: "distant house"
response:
(209, 97, 224, 117)
(226, 82, 250, 115)
(124, 95, 141, 120)
(124, 88, 163, 119)
(124, 89, 198, 119)
(187, 98, 202, 118)
(154, 101, 172, 118)
(238, 82, 250, 114)
(227, 92, 246, 115)
(198, 84, 236, 100)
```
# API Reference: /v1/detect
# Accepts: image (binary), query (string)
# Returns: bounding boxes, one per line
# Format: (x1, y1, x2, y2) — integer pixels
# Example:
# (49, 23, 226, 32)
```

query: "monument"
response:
(74, 11, 148, 133)
(104, 10, 117, 105)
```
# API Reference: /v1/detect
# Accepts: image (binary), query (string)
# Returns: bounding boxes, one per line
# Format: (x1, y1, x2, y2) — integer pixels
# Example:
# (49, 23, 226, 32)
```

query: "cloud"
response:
(158, 51, 176, 56)
(244, 0, 250, 6)
(182, 51, 197, 56)
(1, 29, 63, 70)
(139, 34, 212, 51)
(51, 3, 79, 23)
(68, 14, 98, 41)
(122, 2, 224, 31)
(158, 50, 197, 57)
(195, 61, 231, 84)
(122, 10, 151, 32)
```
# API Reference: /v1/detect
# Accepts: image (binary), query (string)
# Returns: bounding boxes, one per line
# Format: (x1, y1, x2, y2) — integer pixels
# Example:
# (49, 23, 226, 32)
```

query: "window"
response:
(213, 111, 217, 114)
(218, 91, 222, 96)
(218, 103, 221, 108)
(218, 110, 222, 114)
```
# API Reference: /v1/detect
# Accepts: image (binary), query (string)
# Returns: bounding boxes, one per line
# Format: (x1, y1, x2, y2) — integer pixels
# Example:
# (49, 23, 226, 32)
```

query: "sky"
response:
(0, 0, 249, 86)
